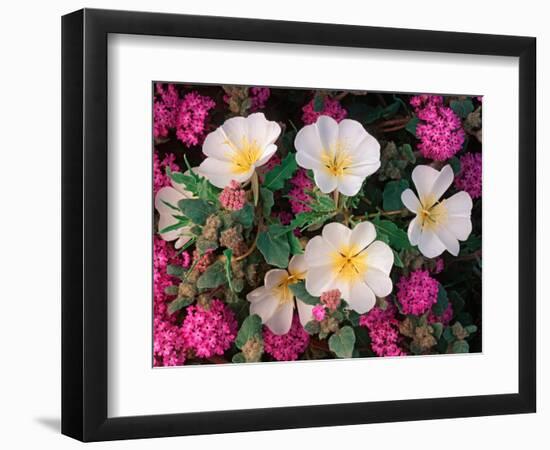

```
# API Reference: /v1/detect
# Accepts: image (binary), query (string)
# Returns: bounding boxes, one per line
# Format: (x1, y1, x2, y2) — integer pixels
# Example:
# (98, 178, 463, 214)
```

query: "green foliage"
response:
(232, 203, 254, 228)
(449, 156, 461, 174)
(178, 199, 216, 225)
(167, 296, 194, 314)
(392, 249, 404, 268)
(328, 326, 356, 358)
(235, 314, 263, 349)
(382, 179, 409, 210)
(158, 218, 190, 234)
(313, 93, 325, 112)
(304, 320, 321, 335)
(432, 285, 449, 317)
(223, 249, 235, 292)
(232, 352, 247, 363)
(257, 224, 290, 268)
(164, 285, 179, 296)
(167, 162, 220, 204)
(287, 231, 303, 255)
(260, 187, 274, 218)
(405, 116, 420, 137)
(263, 153, 298, 191)
(372, 217, 411, 251)
(167, 264, 185, 279)
(450, 99, 474, 118)
(290, 191, 337, 231)
(348, 100, 402, 124)
(451, 340, 469, 353)
(289, 281, 320, 306)
(196, 260, 227, 289)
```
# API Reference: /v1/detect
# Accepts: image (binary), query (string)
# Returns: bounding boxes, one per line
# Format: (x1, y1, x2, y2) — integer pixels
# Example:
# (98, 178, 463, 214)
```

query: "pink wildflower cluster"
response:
(263, 315, 310, 361)
(192, 249, 215, 273)
(454, 152, 482, 199)
(219, 180, 246, 211)
(288, 168, 314, 214)
(302, 96, 347, 125)
(359, 304, 405, 357)
(153, 151, 179, 194)
(396, 270, 440, 316)
(153, 83, 216, 147)
(428, 303, 454, 326)
(410, 95, 465, 161)
(312, 305, 326, 322)
(181, 299, 238, 358)
(320, 289, 341, 312)
(250, 87, 271, 111)
(432, 258, 445, 274)
(154, 318, 187, 366)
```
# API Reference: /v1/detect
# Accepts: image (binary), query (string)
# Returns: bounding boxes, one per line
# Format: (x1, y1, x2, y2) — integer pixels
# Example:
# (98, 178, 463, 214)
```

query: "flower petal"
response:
(202, 128, 233, 162)
(346, 281, 376, 314)
(199, 157, 253, 188)
(336, 173, 366, 196)
(296, 299, 314, 327)
(412, 165, 439, 205)
(316, 115, 339, 151)
(444, 191, 473, 218)
(349, 221, 376, 252)
(175, 234, 193, 249)
(322, 222, 351, 251)
(158, 214, 180, 241)
(305, 265, 336, 296)
(313, 170, 338, 193)
(246, 286, 267, 304)
(296, 150, 325, 171)
(155, 187, 185, 215)
(288, 254, 308, 278)
(265, 303, 294, 335)
(250, 295, 279, 324)
(304, 236, 334, 267)
(364, 267, 393, 297)
(264, 269, 289, 290)
(430, 165, 454, 202)
(246, 112, 281, 147)
(220, 116, 248, 146)
(401, 188, 422, 213)
(445, 216, 472, 241)
(434, 225, 460, 256)
(255, 143, 278, 167)
(364, 240, 394, 274)
(418, 229, 446, 258)
(407, 217, 422, 245)
(350, 133, 381, 164)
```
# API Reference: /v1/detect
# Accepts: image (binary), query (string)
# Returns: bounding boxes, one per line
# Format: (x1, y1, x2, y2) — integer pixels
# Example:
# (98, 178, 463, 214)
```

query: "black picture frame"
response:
(62, 8, 536, 442)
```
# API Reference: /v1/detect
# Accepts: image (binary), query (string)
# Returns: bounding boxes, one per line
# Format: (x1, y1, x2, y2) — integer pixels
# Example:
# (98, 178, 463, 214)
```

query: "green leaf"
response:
(328, 326, 356, 358)
(400, 143, 415, 163)
(464, 324, 478, 334)
(164, 285, 179, 296)
(313, 93, 325, 112)
(235, 314, 263, 349)
(431, 322, 443, 340)
(451, 340, 470, 353)
(432, 285, 449, 317)
(381, 100, 401, 119)
(196, 261, 227, 289)
(167, 264, 185, 279)
(392, 249, 404, 268)
(257, 224, 290, 268)
(260, 187, 274, 218)
(287, 231, 303, 255)
(449, 156, 461, 174)
(169, 162, 220, 204)
(223, 248, 234, 292)
(167, 296, 193, 314)
(405, 116, 420, 137)
(232, 352, 247, 363)
(347, 310, 361, 327)
(382, 179, 409, 211)
(450, 99, 474, 118)
(372, 217, 411, 250)
(289, 281, 320, 306)
(232, 203, 254, 228)
(178, 199, 216, 225)
(304, 320, 321, 335)
(263, 153, 298, 191)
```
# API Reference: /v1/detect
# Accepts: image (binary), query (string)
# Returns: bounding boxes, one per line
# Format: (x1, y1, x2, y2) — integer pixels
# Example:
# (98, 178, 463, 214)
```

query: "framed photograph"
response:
(62, 8, 536, 442)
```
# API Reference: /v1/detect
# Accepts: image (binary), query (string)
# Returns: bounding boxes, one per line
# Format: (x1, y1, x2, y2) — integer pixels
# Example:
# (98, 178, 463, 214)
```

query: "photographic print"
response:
(152, 83, 482, 367)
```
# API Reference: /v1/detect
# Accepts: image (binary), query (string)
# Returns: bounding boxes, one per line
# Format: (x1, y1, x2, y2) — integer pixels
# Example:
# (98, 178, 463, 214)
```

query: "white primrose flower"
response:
(304, 222, 393, 314)
(401, 164, 473, 258)
(198, 112, 282, 188)
(154, 179, 195, 249)
(246, 255, 314, 335)
(294, 116, 381, 196)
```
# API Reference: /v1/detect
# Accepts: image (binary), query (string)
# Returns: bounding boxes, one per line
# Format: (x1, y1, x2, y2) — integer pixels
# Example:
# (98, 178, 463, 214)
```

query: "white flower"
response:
(246, 255, 314, 335)
(154, 179, 194, 249)
(304, 222, 393, 314)
(198, 112, 281, 188)
(294, 116, 381, 196)
(401, 164, 473, 258)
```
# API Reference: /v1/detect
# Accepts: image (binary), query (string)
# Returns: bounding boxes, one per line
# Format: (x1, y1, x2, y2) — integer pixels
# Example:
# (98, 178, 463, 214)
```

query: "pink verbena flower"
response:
(153, 151, 179, 194)
(302, 97, 347, 125)
(410, 95, 465, 161)
(454, 152, 482, 199)
(312, 305, 326, 322)
(250, 87, 271, 111)
(428, 303, 454, 326)
(359, 303, 405, 357)
(153, 84, 180, 139)
(219, 180, 246, 211)
(175, 91, 216, 147)
(320, 289, 341, 312)
(263, 315, 310, 361)
(181, 299, 237, 358)
(396, 270, 439, 316)
(288, 168, 314, 214)
(154, 318, 187, 366)
(432, 258, 445, 274)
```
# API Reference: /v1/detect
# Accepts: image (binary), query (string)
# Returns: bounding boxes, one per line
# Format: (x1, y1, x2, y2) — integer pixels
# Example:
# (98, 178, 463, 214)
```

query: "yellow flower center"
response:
(225, 136, 262, 175)
(331, 245, 367, 282)
(274, 272, 302, 306)
(418, 201, 448, 231)
(321, 141, 353, 177)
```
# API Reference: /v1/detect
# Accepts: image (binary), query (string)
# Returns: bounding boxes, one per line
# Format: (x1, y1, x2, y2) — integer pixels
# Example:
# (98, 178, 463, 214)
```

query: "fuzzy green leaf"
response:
(235, 314, 263, 349)
(257, 224, 290, 268)
(405, 117, 420, 137)
(432, 285, 449, 317)
(372, 217, 412, 250)
(223, 248, 234, 292)
(289, 281, 320, 305)
(287, 231, 303, 255)
(328, 326, 356, 358)
(196, 260, 227, 289)
(178, 199, 216, 225)
(232, 352, 247, 363)
(260, 188, 274, 218)
(263, 153, 298, 191)
(164, 285, 179, 296)
(451, 340, 470, 353)
(450, 99, 474, 118)
(382, 179, 409, 211)
(167, 296, 193, 314)
(313, 93, 325, 112)
(167, 264, 185, 279)
(232, 203, 254, 228)
(392, 249, 404, 268)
